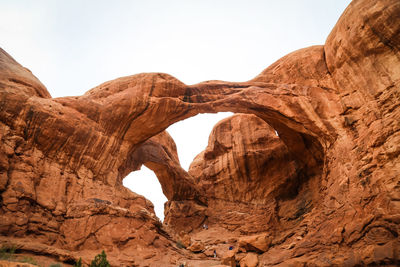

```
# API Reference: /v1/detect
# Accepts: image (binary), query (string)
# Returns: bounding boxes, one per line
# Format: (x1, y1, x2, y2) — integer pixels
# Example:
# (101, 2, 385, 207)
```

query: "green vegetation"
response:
(0, 244, 16, 261)
(89, 250, 110, 267)
(0, 243, 40, 266)
(176, 241, 186, 249)
(0, 245, 110, 267)
(73, 258, 82, 267)
(21, 256, 38, 265)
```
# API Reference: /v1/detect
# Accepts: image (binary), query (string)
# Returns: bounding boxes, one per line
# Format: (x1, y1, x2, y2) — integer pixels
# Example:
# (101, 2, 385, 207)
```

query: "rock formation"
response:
(0, 0, 399, 266)
(190, 114, 299, 205)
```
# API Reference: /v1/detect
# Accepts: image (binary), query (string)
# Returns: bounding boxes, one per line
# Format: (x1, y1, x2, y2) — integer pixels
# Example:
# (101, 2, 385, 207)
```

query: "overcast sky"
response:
(0, 0, 351, 220)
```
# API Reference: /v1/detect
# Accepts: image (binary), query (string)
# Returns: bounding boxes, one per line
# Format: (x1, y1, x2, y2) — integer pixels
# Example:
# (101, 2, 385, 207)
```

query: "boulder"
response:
(240, 253, 259, 267)
(187, 241, 205, 253)
(238, 233, 271, 253)
(221, 249, 236, 267)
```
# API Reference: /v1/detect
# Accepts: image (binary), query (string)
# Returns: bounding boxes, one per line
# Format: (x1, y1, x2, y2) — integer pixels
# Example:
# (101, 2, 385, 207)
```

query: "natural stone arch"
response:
(0, 44, 341, 207)
(122, 130, 206, 203)
(48, 46, 342, 203)
(109, 77, 338, 190)
(1, 0, 400, 265)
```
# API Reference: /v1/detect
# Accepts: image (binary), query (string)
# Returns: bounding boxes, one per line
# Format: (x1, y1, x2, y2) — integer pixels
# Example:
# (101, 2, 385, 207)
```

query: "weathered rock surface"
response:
(187, 240, 205, 253)
(221, 250, 236, 267)
(189, 114, 299, 205)
(238, 233, 271, 253)
(239, 253, 259, 267)
(0, 0, 399, 266)
(0, 261, 37, 267)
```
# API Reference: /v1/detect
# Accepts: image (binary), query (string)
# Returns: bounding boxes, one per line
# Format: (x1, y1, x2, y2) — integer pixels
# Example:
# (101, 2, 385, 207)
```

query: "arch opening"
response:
(123, 166, 167, 221)
(167, 112, 234, 170)
(120, 107, 325, 211)
(114, 77, 330, 224)
(121, 112, 234, 221)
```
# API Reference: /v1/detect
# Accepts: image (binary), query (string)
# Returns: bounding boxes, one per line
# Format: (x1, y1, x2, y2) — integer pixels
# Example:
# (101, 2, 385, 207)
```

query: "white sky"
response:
(0, 0, 351, 220)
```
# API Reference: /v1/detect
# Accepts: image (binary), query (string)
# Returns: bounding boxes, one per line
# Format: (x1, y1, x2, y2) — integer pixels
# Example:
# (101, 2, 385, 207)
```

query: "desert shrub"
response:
(21, 256, 38, 265)
(89, 250, 110, 267)
(73, 258, 82, 267)
(0, 244, 16, 260)
(50, 264, 62, 267)
(176, 241, 185, 249)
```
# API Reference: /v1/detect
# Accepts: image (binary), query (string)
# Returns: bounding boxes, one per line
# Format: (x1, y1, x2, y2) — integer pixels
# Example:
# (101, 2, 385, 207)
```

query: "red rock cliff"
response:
(0, 0, 399, 266)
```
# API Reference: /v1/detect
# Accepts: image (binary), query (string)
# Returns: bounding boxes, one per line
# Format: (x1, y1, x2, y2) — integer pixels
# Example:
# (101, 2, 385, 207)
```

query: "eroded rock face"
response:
(189, 114, 299, 204)
(180, 114, 312, 236)
(0, 0, 399, 266)
(0, 49, 182, 266)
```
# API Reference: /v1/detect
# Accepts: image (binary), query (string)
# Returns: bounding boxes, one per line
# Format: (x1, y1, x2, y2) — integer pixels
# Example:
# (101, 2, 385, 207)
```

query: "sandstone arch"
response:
(53, 51, 339, 192)
(0, 0, 399, 265)
(0, 44, 339, 265)
(1, 46, 337, 205)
